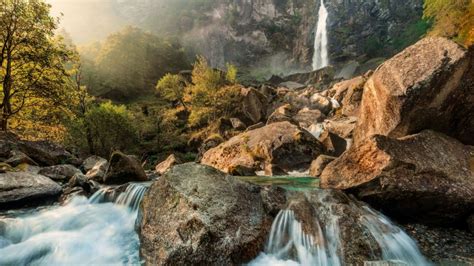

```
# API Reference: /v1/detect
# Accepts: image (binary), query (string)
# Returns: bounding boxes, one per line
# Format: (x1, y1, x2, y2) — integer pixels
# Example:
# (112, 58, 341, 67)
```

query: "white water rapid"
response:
(0, 182, 150, 265)
(250, 196, 430, 266)
(312, 0, 329, 70)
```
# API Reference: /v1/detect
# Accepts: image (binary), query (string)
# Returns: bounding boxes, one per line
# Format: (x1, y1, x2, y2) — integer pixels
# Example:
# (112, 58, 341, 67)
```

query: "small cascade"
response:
(250, 193, 430, 266)
(0, 182, 150, 265)
(312, 0, 329, 70)
(359, 206, 430, 265)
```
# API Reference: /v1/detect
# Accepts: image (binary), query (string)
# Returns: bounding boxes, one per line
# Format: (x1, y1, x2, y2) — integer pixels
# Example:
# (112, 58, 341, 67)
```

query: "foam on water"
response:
(0, 182, 149, 265)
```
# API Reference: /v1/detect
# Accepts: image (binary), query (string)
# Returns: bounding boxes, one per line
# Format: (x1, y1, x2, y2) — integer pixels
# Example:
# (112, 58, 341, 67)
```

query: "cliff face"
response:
(113, 0, 424, 70)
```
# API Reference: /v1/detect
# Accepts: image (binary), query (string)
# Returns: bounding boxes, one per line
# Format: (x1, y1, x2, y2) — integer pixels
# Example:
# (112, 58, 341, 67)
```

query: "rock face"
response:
(139, 163, 275, 265)
(354, 37, 474, 145)
(201, 121, 324, 174)
(103, 151, 147, 184)
(38, 164, 82, 182)
(321, 130, 474, 226)
(0, 172, 62, 209)
(155, 154, 182, 175)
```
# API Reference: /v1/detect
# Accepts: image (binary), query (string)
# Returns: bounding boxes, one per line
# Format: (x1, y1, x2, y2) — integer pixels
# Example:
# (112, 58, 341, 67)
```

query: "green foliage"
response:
(156, 74, 187, 107)
(423, 0, 474, 46)
(0, 0, 74, 132)
(225, 63, 238, 84)
(64, 101, 139, 157)
(363, 36, 384, 57)
(80, 27, 189, 100)
(393, 20, 431, 50)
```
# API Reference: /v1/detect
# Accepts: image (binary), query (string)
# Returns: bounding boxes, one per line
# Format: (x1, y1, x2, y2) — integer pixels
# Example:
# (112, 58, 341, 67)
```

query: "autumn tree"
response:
(424, 0, 474, 46)
(0, 0, 73, 131)
(156, 73, 187, 108)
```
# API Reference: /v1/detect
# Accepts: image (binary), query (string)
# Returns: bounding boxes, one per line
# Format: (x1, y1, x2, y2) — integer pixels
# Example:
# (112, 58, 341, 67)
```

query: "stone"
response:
(321, 130, 474, 226)
(468, 215, 474, 234)
(241, 87, 267, 124)
(264, 164, 288, 176)
(201, 121, 324, 173)
(103, 151, 148, 184)
(196, 134, 224, 162)
(155, 154, 182, 175)
(18, 139, 80, 166)
(139, 163, 274, 265)
(309, 155, 336, 177)
(0, 172, 62, 209)
(229, 118, 246, 130)
(81, 155, 107, 173)
(318, 130, 347, 157)
(354, 37, 474, 145)
(228, 164, 257, 176)
(278, 81, 306, 90)
(4, 150, 37, 167)
(293, 108, 326, 128)
(266, 104, 296, 125)
(323, 116, 357, 139)
(310, 93, 333, 114)
(327, 75, 366, 116)
(38, 164, 82, 182)
(85, 160, 108, 182)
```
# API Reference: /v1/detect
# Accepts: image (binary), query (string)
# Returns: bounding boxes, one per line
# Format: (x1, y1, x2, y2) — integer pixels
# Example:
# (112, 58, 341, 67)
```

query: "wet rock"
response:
(4, 150, 37, 167)
(309, 155, 336, 177)
(354, 37, 474, 145)
(104, 151, 148, 184)
(38, 164, 82, 182)
(0, 172, 62, 209)
(364, 261, 408, 266)
(139, 163, 274, 265)
(59, 187, 87, 204)
(155, 154, 182, 175)
(201, 121, 324, 173)
(321, 130, 474, 226)
(81, 155, 107, 173)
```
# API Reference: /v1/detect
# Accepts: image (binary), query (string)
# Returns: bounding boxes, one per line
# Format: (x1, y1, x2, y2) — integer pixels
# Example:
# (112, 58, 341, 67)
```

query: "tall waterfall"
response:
(0, 182, 150, 265)
(312, 0, 329, 70)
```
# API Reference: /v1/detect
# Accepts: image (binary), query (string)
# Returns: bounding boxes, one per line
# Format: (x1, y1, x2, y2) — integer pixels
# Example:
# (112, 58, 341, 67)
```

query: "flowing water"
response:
(0, 182, 150, 265)
(250, 192, 430, 266)
(312, 0, 329, 70)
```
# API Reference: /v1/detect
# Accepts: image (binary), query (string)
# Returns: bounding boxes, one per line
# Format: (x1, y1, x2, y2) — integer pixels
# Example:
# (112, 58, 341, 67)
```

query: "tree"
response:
(156, 73, 187, 108)
(424, 0, 474, 46)
(0, 0, 72, 131)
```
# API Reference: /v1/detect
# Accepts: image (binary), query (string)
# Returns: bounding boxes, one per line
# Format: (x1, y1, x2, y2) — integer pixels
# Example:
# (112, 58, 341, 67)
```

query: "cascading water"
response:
(312, 0, 329, 70)
(0, 182, 150, 265)
(250, 194, 430, 266)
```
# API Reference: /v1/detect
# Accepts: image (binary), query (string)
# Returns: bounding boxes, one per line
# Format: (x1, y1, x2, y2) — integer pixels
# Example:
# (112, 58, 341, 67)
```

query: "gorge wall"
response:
(112, 0, 424, 70)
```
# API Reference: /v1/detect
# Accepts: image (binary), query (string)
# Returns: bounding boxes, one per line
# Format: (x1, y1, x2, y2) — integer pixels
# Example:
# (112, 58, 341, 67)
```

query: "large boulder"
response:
(18, 139, 80, 166)
(354, 37, 474, 145)
(201, 121, 324, 174)
(139, 163, 276, 265)
(321, 130, 474, 226)
(4, 150, 37, 167)
(85, 159, 108, 182)
(327, 75, 367, 116)
(0, 172, 62, 209)
(241, 87, 268, 124)
(81, 155, 107, 173)
(103, 151, 147, 184)
(38, 164, 82, 182)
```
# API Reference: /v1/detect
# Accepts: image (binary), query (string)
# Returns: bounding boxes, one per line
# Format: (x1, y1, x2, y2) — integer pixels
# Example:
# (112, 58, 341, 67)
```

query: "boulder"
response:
(18, 139, 80, 166)
(241, 87, 268, 124)
(321, 130, 474, 226)
(354, 37, 474, 145)
(229, 118, 246, 130)
(327, 75, 366, 116)
(228, 164, 257, 176)
(85, 159, 108, 182)
(324, 116, 357, 139)
(318, 130, 347, 157)
(309, 93, 333, 114)
(266, 104, 296, 125)
(278, 81, 306, 90)
(4, 150, 37, 167)
(0, 172, 62, 209)
(38, 164, 82, 182)
(293, 108, 325, 128)
(155, 154, 182, 175)
(309, 155, 336, 177)
(139, 163, 275, 265)
(81, 155, 107, 173)
(196, 134, 224, 162)
(103, 151, 148, 184)
(201, 121, 324, 173)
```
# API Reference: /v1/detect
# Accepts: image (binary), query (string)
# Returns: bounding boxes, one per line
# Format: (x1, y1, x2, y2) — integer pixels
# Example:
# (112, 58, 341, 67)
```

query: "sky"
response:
(46, 0, 127, 44)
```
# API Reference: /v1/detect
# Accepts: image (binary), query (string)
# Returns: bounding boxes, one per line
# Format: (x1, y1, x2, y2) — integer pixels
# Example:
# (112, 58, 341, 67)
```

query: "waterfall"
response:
(250, 197, 430, 266)
(312, 0, 329, 70)
(0, 182, 150, 265)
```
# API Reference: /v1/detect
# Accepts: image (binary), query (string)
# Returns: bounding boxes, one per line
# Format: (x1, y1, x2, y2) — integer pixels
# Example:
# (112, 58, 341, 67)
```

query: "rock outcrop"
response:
(0, 172, 62, 209)
(321, 130, 474, 226)
(38, 164, 82, 182)
(139, 163, 276, 265)
(103, 151, 147, 184)
(201, 121, 324, 174)
(354, 37, 474, 145)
